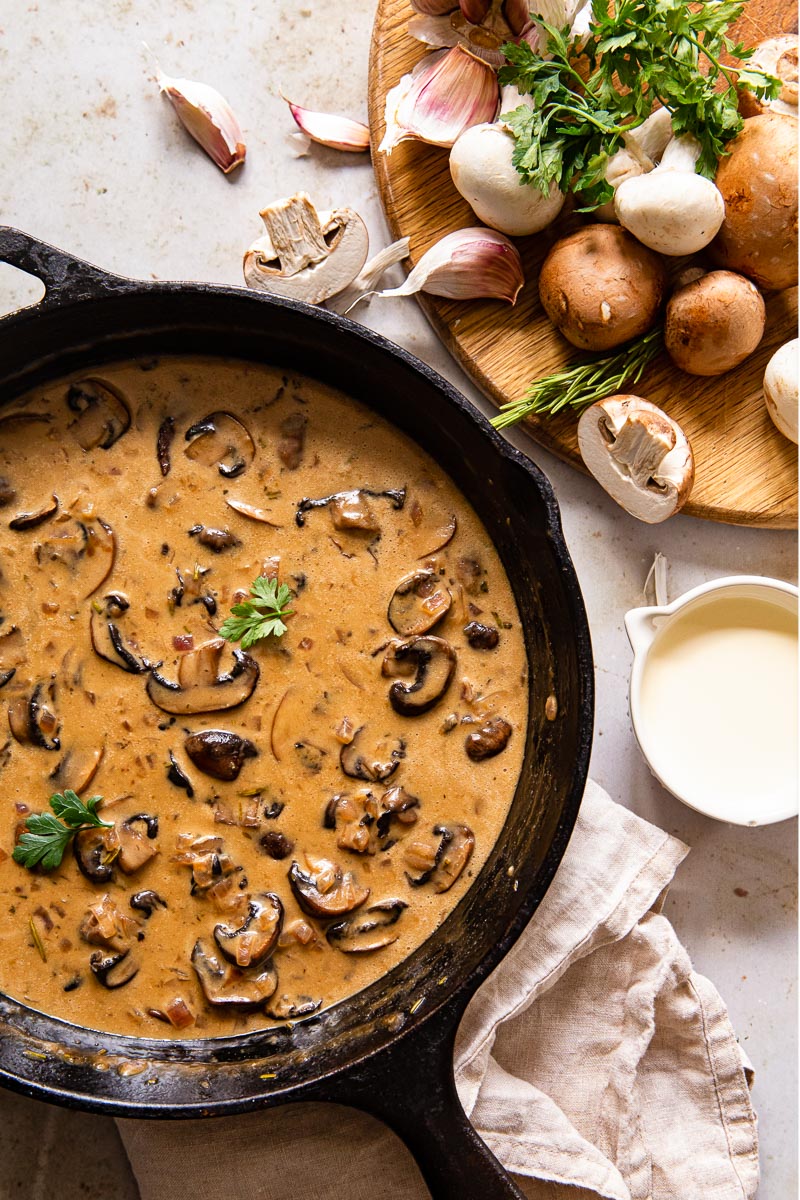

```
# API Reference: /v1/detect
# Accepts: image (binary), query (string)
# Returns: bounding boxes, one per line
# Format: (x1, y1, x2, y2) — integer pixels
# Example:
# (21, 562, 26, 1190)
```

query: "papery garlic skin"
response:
(379, 45, 499, 154)
(328, 238, 411, 314)
(374, 228, 524, 304)
(158, 72, 246, 173)
(284, 99, 370, 153)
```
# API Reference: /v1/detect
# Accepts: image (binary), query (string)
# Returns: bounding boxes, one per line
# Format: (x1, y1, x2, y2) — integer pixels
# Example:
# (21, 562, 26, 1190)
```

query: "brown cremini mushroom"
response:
(405, 823, 475, 892)
(191, 938, 278, 1008)
(326, 899, 408, 953)
(184, 729, 258, 780)
(388, 569, 451, 636)
(214, 893, 283, 968)
(577, 395, 695, 523)
(538, 226, 667, 351)
(288, 856, 370, 918)
(664, 271, 766, 376)
(710, 113, 798, 290)
(66, 379, 131, 451)
(146, 640, 259, 715)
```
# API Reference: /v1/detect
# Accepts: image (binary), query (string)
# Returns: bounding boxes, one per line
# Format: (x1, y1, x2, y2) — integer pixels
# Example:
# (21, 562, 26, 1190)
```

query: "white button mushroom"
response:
(577, 395, 695, 523)
(664, 270, 766, 376)
(594, 107, 674, 222)
(449, 86, 565, 235)
(614, 134, 725, 255)
(243, 193, 369, 305)
(763, 338, 799, 444)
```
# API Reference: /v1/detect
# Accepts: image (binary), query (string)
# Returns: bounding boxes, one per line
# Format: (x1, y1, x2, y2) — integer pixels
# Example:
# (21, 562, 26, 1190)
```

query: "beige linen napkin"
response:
(118, 781, 758, 1200)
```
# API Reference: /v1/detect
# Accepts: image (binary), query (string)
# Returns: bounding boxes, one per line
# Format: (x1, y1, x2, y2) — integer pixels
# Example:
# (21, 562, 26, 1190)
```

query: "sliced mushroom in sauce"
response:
(130, 890, 168, 918)
(66, 379, 131, 451)
(156, 416, 175, 477)
(405, 824, 475, 892)
(79, 894, 140, 953)
(8, 682, 61, 750)
(214, 893, 283, 968)
(73, 825, 120, 883)
(184, 412, 255, 478)
(187, 524, 241, 554)
(266, 993, 321, 1020)
(388, 569, 451, 636)
(116, 815, 159, 874)
(288, 856, 370, 918)
(324, 792, 377, 855)
(35, 516, 116, 600)
(381, 636, 456, 716)
(326, 899, 408, 953)
(295, 486, 406, 528)
(339, 726, 405, 782)
(8, 494, 59, 531)
(184, 729, 257, 781)
(89, 592, 148, 673)
(191, 938, 278, 1008)
(146, 640, 259, 715)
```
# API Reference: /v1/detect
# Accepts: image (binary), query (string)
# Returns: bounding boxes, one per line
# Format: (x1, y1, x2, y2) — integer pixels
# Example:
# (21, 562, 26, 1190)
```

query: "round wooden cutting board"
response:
(367, 1, 798, 527)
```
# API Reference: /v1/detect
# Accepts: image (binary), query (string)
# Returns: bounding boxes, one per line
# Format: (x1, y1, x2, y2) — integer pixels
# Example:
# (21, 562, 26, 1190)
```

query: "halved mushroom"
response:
(80, 894, 139, 952)
(381, 636, 456, 716)
(577, 396, 695, 524)
(243, 193, 369, 305)
(146, 640, 259, 715)
(224, 497, 282, 527)
(73, 824, 120, 883)
(117, 814, 159, 874)
(339, 726, 405, 782)
(184, 729, 258, 781)
(90, 948, 141, 989)
(8, 682, 61, 750)
(8, 495, 59, 531)
(184, 411, 256, 478)
(388, 570, 451, 636)
(191, 938, 278, 1008)
(90, 592, 148, 673)
(214, 893, 283, 967)
(296, 486, 406, 528)
(187, 524, 241, 554)
(405, 823, 475, 892)
(326, 899, 408, 953)
(66, 379, 131, 451)
(288, 856, 370, 918)
(167, 750, 194, 796)
(266, 993, 321, 1020)
(35, 516, 116, 599)
(465, 716, 512, 761)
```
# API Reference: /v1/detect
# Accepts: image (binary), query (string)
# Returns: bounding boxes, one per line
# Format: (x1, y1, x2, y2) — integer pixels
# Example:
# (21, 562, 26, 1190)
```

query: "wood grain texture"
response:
(367, 0, 798, 527)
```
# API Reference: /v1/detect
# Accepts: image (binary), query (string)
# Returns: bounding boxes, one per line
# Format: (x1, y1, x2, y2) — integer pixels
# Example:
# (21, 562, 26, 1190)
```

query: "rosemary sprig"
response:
(491, 326, 664, 427)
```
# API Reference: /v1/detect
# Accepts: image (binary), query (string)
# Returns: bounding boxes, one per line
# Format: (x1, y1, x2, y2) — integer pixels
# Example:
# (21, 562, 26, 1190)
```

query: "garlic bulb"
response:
(370, 228, 524, 304)
(379, 45, 499, 154)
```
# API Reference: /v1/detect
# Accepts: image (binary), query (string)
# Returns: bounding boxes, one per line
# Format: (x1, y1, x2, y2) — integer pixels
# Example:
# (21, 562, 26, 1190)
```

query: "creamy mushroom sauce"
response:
(0, 357, 526, 1038)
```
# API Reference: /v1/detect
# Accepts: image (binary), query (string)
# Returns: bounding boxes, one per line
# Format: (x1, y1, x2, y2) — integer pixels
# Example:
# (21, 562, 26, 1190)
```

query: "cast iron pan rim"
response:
(0, 248, 593, 1119)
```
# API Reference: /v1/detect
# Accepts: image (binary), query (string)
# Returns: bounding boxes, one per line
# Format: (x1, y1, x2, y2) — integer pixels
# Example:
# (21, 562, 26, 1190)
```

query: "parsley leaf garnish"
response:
(500, 0, 780, 208)
(13, 790, 112, 872)
(219, 577, 295, 650)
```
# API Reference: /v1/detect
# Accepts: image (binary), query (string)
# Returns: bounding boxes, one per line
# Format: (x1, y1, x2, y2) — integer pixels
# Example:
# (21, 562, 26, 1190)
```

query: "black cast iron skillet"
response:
(0, 228, 593, 1200)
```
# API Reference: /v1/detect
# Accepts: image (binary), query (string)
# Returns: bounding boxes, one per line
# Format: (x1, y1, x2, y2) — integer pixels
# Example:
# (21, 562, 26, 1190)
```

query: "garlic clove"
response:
(459, 0, 490, 21)
(372, 228, 524, 304)
(327, 239, 411, 314)
(284, 98, 370, 153)
(157, 72, 246, 173)
(379, 45, 499, 154)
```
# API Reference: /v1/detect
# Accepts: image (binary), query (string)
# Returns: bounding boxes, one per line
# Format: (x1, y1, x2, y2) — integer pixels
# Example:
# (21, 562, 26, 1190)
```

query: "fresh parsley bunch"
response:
(13, 790, 112, 871)
(219, 576, 294, 650)
(501, 0, 781, 209)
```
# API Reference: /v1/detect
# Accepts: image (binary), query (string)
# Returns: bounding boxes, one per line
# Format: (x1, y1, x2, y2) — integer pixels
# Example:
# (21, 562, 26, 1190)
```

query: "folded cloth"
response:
(118, 781, 758, 1200)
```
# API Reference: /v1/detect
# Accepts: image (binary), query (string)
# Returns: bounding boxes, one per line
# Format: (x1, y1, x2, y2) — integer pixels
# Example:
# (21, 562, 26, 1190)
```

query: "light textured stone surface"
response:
(0, 2, 795, 1197)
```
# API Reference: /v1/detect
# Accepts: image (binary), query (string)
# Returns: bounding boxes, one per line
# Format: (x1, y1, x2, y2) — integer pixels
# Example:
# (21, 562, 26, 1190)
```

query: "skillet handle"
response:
(0, 226, 132, 306)
(314, 1002, 526, 1200)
